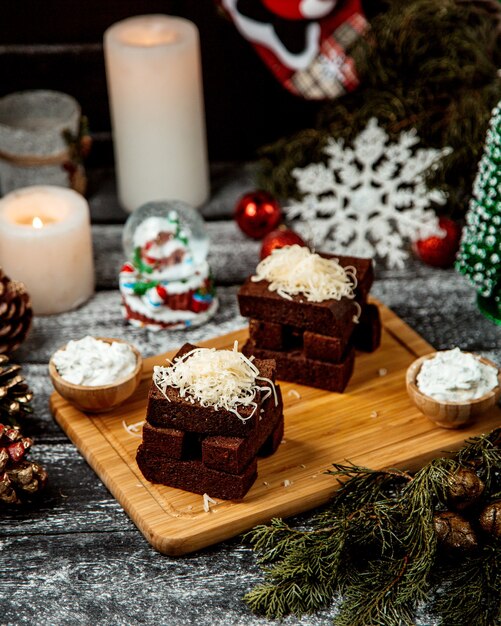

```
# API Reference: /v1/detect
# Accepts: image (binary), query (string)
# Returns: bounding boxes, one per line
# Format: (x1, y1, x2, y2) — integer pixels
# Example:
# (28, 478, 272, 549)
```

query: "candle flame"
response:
(32, 216, 44, 229)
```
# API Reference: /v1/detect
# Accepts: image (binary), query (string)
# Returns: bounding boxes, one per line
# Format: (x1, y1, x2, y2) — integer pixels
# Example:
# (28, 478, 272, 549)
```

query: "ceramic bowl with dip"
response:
(406, 348, 501, 429)
(49, 336, 143, 413)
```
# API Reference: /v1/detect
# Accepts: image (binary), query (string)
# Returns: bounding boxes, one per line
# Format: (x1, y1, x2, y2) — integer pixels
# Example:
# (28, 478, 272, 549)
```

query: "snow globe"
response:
(119, 201, 217, 330)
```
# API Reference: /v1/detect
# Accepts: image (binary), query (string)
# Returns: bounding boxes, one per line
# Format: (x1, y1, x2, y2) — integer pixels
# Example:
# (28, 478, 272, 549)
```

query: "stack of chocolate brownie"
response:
(136, 344, 284, 500)
(238, 254, 381, 392)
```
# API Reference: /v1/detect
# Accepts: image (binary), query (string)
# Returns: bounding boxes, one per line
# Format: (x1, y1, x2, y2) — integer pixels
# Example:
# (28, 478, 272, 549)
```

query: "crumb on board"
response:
(378, 368, 388, 377)
(370, 410, 379, 418)
(281, 439, 287, 445)
(283, 479, 293, 488)
(287, 389, 301, 399)
(262, 481, 269, 486)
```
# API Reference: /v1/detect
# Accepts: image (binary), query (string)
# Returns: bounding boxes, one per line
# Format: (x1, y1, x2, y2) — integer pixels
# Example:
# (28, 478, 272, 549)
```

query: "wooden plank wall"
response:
(0, 0, 336, 163)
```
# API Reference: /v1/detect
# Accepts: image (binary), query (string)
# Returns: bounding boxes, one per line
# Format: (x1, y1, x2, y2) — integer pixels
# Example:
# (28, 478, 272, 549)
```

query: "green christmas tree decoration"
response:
(244, 429, 501, 626)
(456, 102, 501, 323)
(258, 0, 501, 220)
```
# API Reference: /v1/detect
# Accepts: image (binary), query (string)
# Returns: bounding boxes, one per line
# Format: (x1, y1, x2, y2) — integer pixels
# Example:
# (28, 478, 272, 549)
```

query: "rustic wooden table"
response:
(1, 165, 499, 625)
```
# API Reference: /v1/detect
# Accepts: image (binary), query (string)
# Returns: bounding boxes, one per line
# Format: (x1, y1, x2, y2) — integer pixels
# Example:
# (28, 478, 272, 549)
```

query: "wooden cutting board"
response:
(50, 300, 501, 555)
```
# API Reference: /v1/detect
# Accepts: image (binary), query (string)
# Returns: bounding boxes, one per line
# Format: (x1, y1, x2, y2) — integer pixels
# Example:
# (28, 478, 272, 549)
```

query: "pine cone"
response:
(0, 423, 47, 504)
(446, 467, 485, 511)
(0, 268, 32, 355)
(0, 354, 33, 426)
(479, 501, 501, 538)
(434, 511, 478, 552)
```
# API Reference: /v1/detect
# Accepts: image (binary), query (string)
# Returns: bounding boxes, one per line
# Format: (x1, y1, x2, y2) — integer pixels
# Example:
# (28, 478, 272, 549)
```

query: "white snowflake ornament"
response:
(285, 118, 452, 268)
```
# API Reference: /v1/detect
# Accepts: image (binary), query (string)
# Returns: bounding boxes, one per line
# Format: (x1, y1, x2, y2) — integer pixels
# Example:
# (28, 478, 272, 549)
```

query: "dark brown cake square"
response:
(238, 255, 373, 338)
(249, 319, 306, 352)
(243, 340, 355, 392)
(352, 303, 382, 353)
(249, 319, 285, 351)
(141, 423, 205, 460)
(145, 383, 259, 437)
(258, 415, 284, 457)
(202, 386, 283, 474)
(303, 329, 351, 364)
(141, 423, 185, 458)
(136, 445, 258, 500)
(146, 343, 277, 437)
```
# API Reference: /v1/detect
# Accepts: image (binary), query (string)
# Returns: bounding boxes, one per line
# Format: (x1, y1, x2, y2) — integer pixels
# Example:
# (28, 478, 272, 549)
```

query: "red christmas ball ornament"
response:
(260, 227, 307, 260)
(235, 191, 282, 240)
(414, 217, 462, 268)
(262, 0, 336, 20)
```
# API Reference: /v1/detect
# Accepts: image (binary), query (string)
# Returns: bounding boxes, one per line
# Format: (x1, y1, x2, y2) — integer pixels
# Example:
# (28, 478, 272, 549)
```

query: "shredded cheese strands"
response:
(153, 342, 277, 422)
(203, 493, 216, 513)
(353, 300, 362, 324)
(122, 419, 144, 437)
(251, 245, 358, 304)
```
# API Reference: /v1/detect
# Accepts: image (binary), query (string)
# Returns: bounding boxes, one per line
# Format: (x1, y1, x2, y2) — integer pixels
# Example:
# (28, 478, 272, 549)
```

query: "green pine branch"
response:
(431, 542, 501, 626)
(243, 429, 501, 625)
(257, 0, 501, 219)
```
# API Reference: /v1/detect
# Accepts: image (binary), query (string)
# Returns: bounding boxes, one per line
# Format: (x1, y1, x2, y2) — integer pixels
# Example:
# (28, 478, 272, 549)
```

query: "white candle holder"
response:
(0, 90, 87, 196)
(0, 185, 95, 315)
(104, 15, 210, 213)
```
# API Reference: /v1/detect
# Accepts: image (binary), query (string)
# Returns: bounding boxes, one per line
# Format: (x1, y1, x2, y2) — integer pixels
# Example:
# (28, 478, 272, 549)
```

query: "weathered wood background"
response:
(0, 1, 321, 164)
(0, 165, 499, 625)
(0, 1, 386, 164)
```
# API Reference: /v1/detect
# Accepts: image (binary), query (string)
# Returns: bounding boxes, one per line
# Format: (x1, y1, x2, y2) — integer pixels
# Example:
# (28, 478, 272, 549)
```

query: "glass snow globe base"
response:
(477, 292, 501, 325)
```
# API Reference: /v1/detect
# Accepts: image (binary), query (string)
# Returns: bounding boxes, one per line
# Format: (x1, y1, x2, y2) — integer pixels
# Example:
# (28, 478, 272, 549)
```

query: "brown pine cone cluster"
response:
(0, 423, 48, 505)
(434, 466, 501, 552)
(0, 354, 33, 425)
(0, 268, 32, 355)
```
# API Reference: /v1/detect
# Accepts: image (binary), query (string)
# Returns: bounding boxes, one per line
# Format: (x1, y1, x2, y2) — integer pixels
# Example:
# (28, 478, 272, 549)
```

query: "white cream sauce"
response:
(416, 348, 498, 402)
(53, 336, 137, 386)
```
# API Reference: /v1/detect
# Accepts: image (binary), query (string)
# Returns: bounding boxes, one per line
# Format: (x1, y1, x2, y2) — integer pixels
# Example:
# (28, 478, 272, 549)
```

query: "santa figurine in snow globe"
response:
(119, 201, 218, 330)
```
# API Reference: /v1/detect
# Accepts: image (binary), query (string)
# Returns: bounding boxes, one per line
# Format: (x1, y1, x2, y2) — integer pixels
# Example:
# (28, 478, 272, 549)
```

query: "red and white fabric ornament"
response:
(218, 0, 367, 99)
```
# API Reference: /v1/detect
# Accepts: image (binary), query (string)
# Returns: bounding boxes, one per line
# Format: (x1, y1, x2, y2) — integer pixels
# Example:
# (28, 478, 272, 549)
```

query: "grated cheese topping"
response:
(251, 245, 357, 304)
(203, 493, 216, 512)
(122, 419, 144, 437)
(153, 342, 277, 422)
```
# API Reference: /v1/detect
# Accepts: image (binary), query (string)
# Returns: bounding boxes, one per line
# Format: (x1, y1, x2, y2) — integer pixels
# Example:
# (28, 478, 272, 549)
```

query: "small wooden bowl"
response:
(49, 337, 143, 413)
(406, 352, 501, 429)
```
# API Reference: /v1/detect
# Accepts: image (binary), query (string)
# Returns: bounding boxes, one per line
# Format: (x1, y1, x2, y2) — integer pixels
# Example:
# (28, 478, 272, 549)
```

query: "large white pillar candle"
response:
(104, 15, 210, 213)
(0, 186, 94, 315)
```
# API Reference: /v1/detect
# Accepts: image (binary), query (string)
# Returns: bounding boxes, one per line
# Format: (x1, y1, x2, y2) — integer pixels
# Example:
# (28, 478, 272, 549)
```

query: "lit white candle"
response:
(104, 15, 210, 213)
(0, 186, 94, 315)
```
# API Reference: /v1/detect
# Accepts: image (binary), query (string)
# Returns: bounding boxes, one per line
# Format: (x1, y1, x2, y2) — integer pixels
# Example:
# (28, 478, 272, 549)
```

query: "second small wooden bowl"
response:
(49, 337, 143, 413)
(406, 353, 501, 429)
